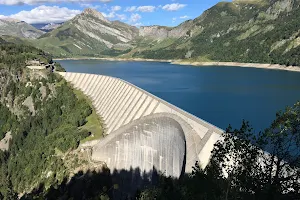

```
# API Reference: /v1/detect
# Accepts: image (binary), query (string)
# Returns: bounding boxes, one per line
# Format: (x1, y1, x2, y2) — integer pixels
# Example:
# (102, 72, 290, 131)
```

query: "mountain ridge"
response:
(27, 0, 300, 66)
(131, 0, 300, 65)
(31, 22, 63, 32)
(32, 8, 138, 57)
(0, 18, 44, 39)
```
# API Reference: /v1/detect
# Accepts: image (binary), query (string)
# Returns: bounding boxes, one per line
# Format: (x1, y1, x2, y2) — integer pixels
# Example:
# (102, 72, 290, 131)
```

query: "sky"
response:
(0, 0, 229, 26)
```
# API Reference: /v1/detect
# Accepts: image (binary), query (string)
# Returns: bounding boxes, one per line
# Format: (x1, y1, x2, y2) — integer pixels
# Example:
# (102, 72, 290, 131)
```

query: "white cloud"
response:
(80, 3, 100, 9)
(116, 13, 126, 21)
(125, 5, 155, 13)
(137, 6, 155, 12)
(172, 17, 176, 23)
(0, 0, 112, 5)
(162, 3, 186, 11)
(125, 6, 136, 12)
(133, 22, 143, 27)
(111, 5, 121, 12)
(129, 13, 141, 23)
(7, 5, 80, 24)
(102, 11, 115, 18)
(180, 15, 189, 19)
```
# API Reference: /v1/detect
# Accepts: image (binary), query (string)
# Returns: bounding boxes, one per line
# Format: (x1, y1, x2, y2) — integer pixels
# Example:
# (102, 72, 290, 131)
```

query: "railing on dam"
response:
(59, 72, 224, 175)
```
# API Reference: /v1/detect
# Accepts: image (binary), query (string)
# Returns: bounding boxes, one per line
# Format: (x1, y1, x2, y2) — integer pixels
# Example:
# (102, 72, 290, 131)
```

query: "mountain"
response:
(32, 0, 300, 66)
(0, 18, 44, 39)
(139, 20, 194, 40)
(33, 8, 138, 57)
(131, 0, 300, 66)
(41, 23, 62, 31)
(31, 23, 62, 32)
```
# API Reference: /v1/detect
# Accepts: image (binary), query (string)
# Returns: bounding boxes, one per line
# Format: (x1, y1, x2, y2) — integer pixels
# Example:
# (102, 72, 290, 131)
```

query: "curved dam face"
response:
(93, 116, 186, 178)
(59, 72, 223, 177)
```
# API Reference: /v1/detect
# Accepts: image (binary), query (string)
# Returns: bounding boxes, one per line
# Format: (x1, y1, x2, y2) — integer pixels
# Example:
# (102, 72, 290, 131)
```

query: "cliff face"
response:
(139, 20, 193, 39)
(72, 8, 138, 45)
(0, 42, 55, 117)
(139, 26, 170, 39)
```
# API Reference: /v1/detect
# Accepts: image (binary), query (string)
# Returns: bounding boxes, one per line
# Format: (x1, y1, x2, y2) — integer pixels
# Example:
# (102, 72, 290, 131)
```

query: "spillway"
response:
(59, 72, 223, 177)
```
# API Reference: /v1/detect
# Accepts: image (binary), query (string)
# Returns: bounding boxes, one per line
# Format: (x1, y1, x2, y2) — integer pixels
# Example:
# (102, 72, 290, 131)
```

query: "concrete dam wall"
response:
(59, 72, 223, 177)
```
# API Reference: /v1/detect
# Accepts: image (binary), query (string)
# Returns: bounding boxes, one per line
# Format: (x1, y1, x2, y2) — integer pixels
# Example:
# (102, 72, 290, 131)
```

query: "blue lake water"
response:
(58, 60, 300, 132)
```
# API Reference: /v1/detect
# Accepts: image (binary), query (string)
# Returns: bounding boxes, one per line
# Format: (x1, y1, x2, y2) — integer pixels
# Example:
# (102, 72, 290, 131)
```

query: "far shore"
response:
(54, 57, 300, 73)
(54, 57, 174, 63)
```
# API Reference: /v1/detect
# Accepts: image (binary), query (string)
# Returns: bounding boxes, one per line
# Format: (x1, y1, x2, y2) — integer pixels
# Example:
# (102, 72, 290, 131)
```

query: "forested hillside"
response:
(0, 40, 101, 198)
(132, 0, 300, 66)
(22, 104, 300, 200)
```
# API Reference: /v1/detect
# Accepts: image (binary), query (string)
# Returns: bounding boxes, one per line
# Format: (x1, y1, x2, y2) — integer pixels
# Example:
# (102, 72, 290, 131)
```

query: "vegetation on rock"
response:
(132, 0, 300, 66)
(0, 40, 102, 198)
(138, 102, 300, 200)
(18, 102, 300, 200)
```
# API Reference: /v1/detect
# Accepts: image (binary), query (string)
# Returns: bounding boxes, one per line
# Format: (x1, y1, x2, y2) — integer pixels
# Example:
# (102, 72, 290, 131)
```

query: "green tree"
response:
(138, 102, 300, 200)
(208, 103, 300, 199)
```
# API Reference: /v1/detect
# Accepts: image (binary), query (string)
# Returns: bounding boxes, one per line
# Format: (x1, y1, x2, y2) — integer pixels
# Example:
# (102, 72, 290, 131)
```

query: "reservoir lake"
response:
(58, 60, 300, 132)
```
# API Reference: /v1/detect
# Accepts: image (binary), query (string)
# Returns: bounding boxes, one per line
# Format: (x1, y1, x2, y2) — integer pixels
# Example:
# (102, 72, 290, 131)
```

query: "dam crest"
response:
(59, 72, 223, 177)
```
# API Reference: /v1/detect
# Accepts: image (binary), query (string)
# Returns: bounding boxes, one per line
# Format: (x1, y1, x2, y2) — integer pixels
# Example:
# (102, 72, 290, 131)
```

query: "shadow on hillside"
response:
(21, 166, 163, 200)
(18, 163, 300, 200)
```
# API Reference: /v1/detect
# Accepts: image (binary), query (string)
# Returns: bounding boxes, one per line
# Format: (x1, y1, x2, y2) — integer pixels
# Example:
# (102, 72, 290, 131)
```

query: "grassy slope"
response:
(73, 89, 104, 143)
(130, 1, 300, 66)
(32, 13, 138, 58)
(31, 20, 108, 57)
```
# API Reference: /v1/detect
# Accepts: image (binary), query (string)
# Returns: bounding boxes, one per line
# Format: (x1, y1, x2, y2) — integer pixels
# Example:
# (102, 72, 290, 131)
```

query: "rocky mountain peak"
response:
(82, 8, 110, 23)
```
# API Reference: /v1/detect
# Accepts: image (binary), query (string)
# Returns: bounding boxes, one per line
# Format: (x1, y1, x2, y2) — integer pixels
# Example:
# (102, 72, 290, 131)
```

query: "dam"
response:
(59, 72, 223, 177)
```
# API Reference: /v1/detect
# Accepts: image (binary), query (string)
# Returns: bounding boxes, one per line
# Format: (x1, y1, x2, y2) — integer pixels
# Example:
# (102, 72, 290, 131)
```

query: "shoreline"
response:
(54, 57, 174, 63)
(54, 57, 300, 73)
(171, 61, 300, 73)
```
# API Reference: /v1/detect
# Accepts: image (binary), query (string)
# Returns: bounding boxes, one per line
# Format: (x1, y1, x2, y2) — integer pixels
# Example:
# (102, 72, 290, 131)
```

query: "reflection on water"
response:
(58, 60, 300, 132)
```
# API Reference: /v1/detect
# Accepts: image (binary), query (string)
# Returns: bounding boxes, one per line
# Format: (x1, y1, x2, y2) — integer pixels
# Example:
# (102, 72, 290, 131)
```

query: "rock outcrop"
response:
(139, 20, 193, 39)
(72, 9, 138, 46)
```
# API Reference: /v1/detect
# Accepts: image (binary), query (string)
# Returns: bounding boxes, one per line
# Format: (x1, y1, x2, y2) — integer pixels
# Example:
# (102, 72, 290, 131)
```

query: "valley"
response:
(0, 0, 300, 199)
(0, 0, 299, 67)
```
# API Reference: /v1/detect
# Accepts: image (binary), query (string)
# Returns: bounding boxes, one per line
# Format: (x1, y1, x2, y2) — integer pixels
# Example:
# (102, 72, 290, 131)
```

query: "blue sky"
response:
(0, 0, 230, 25)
